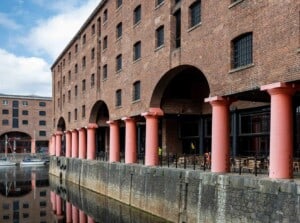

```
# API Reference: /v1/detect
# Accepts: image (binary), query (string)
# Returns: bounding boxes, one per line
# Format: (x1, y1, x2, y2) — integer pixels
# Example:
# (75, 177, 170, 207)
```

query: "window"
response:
(189, 0, 201, 27)
(133, 81, 141, 101)
(82, 34, 86, 45)
(133, 5, 141, 25)
(63, 94, 65, 104)
(68, 90, 71, 102)
(2, 100, 8, 105)
(74, 109, 78, 121)
(39, 102, 46, 107)
(13, 109, 18, 117)
(68, 70, 71, 82)
(82, 56, 86, 69)
(82, 105, 86, 118)
(39, 120, 46, 126)
(82, 79, 86, 91)
(174, 9, 181, 48)
(22, 110, 28, 115)
(232, 32, 253, 69)
(91, 73, 95, 87)
(116, 22, 122, 39)
(116, 0, 122, 8)
(23, 203, 29, 208)
(22, 101, 28, 106)
(22, 120, 28, 125)
(91, 48, 95, 60)
(68, 112, 71, 123)
(40, 201, 47, 207)
(40, 211, 46, 217)
(12, 119, 18, 128)
(13, 101, 19, 108)
(156, 26, 164, 48)
(75, 85, 78, 96)
(68, 51, 71, 61)
(91, 24, 95, 35)
(133, 41, 141, 60)
(2, 109, 9, 114)
(75, 64, 78, 73)
(39, 131, 46, 136)
(39, 111, 46, 116)
(2, 119, 9, 125)
(103, 64, 108, 79)
(63, 76, 65, 85)
(103, 36, 108, 50)
(156, 0, 164, 6)
(116, 89, 122, 107)
(116, 54, 122, 71)
(75, 44, 78, 53)
(40, 191, 47, 196)
(103, 9, 108, 22)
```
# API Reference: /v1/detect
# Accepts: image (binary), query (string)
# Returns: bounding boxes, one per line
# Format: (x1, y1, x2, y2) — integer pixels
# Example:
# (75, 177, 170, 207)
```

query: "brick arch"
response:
(57, 117, 66, 131)
(89, 100, 110, 126)
(0, 131, 32, 153)
(150, 65, 210, 114)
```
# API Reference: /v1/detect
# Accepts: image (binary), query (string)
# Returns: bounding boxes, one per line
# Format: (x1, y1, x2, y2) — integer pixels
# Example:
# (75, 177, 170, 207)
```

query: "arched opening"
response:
(56, 117, 66, 156)
(151, 65, 211, 157)
(0, 132, 32, 153)
(89, 101, 110, 158)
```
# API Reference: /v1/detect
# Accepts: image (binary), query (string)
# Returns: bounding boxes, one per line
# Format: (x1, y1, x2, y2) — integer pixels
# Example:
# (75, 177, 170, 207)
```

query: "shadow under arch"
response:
(57, 117, 66, 132)
(0, 131, 32, 153)
(149, 65, 211, 156)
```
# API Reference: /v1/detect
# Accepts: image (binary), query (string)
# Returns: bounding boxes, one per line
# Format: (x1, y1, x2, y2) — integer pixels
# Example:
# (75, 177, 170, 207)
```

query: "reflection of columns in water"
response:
(80, 210, 87, 223)
(78, 128, 87, 159)
(51, 191, 56, 213)
(72, 205, 79, 223)
(72, 129, 79, 158)
(56, 194, 62, 216)
(87, 216, 95, 223)
(87, 123, 98, 160)
(66, 202, 72, 223)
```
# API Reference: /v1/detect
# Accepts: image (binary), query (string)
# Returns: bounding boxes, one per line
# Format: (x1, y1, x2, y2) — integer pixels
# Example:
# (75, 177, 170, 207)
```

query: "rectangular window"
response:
(75, 44, 78, 53)
(82, 79, 86, 91)
(68, 70, 71, 82)
(103, 64, 108, 79)
(82, 56, 86, 69)
(23, 203, 29, 208)
(22, 101, 28, 106)
(12, 118, 18, 128)
(39, 102, 46, 107)
(190, 0, 201, 27)
(39, 111, 46, 116)
(74, 109, 78, 121)
(116, 89, 122, 107)
(39, 120, 46, 126)
(39, 131, 46, 136)
(68, 51, 71, 61)
(2, 119, 9, 125)
(91, 48, 95, 60)
(156, 26, 164, 48)
(2, 100, 8, 105)
(103, 36, 108, 50)
(133, 41, 141, 61)
(174, 9, 181, 48)
(22, 120, 28, 125)
(82, 105, 86, 118)
(75, 64, 78, 73)
(116, 0, 122, 8)
(82, 34, 86, 45)
(13, 100, 19, 108)
(133, 5, 141, 25)
(68, 90, 71, 102)
(91, 24, 95, 35)
(103, 9, 108, 22)
(68, 112, 71, 123)
(13, 109, 18, 117)
(116, 22, 122, 39)
(232, 33, 253, 68)
(2, 109, 9, 114)
(116, 54, 122, 72)
(22, 110, 28, 115)
(91, 73, 95, 87)
(75, 85, 78, 96)
(133, 81, 141, 101)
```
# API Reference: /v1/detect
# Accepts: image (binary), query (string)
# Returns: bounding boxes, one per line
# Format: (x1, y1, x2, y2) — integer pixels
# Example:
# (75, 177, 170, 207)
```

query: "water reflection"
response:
(0, 166, 168, 223)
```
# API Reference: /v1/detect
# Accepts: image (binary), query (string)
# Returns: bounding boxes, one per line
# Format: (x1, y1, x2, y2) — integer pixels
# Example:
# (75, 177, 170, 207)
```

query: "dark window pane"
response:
(190, 0, 201, 27)
(233, 33, 253, 68)
(134, 5, 141, 24)
(156, 26, 164, 47)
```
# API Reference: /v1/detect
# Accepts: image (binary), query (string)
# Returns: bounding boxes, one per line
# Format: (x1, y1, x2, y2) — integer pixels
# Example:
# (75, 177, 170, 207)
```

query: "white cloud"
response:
(0, 13, 21, 30)
(0, 49, 52, 97)
(21, 0, 100, 61)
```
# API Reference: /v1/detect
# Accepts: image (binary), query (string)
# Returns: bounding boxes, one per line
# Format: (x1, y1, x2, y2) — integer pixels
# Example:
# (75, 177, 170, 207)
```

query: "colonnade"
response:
(51, 192, 95, 223)
(50, 82, 297, 179)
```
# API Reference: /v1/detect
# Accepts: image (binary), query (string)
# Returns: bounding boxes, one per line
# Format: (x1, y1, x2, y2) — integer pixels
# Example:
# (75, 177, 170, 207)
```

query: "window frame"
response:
(189, 0, 201, 28)
(156, 26, 164, 48)
(232, 32, 253, 69)
(133, 41, 141, 61)
(133, 5, 141, 25)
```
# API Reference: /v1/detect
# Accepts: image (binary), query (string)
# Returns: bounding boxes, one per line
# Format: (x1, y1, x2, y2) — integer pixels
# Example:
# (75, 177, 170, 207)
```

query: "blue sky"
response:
(0, 0, 100, 97)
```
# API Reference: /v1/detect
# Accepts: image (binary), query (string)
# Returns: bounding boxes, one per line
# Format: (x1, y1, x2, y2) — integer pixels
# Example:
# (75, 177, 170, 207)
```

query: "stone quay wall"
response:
(49, 156, 300, 223)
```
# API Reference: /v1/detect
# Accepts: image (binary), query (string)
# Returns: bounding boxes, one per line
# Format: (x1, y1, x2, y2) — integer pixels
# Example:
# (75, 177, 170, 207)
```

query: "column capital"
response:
(141, 107, 164, 117)
(121, 117, 135, 122)
(55, 131, 63, 136)
(106, 120, 119, 125)
(86, 123, 98, 129)
(71, 129, 78, 133)
(261, 82, 297, 96)
(77, 127, 86, 131)
(64, 130, 71, 134)
(205, 96, 232, 106)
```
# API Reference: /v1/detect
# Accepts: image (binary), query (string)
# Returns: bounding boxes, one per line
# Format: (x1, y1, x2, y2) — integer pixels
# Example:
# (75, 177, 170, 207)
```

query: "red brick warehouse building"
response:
(0, 94, 52, 153)
(50, 0, 300, 179)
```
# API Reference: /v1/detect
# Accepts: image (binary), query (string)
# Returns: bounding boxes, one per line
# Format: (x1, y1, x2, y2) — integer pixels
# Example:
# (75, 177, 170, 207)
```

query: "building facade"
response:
(0, 94, 52, 153)
(51, 0, 300, 179)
